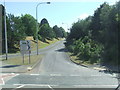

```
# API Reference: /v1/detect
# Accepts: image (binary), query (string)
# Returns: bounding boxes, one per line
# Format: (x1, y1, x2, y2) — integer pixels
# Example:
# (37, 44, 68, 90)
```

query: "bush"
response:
(66, 45, 75, 52)
(73, 36, 103, 64)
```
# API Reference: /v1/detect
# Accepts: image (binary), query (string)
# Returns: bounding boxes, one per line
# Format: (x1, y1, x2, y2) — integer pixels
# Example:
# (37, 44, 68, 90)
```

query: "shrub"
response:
(73, 36, 103, 64)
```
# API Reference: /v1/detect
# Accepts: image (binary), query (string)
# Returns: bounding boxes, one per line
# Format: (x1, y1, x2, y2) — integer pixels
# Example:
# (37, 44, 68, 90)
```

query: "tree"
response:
(39, 23, 55, 41)
(21, 14, 36, 36)
(6, 14, 26, 53)
(65, 2, 119, 65)
(59, 27, 67, 38)
(53, 25, 66, 38)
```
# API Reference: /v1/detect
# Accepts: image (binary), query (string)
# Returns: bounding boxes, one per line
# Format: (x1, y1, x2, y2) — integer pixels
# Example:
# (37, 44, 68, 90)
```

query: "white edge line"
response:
(73, 85, 118, 87)
(48, 85, 54, 90)
(14, 84, 58, 87)
(16, 85, 25, 88)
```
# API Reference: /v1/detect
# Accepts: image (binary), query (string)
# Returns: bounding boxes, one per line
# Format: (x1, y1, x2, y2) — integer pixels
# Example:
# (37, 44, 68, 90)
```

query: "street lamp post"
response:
(4, 1, 8, 60)
(36, 2, 50, 55)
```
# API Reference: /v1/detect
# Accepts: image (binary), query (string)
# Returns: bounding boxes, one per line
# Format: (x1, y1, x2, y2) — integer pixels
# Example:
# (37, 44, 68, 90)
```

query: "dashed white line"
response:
(70, 75, 81, 76)
(30, 74, 40, 76)
(91, 75, 102, 77)
(50, 74, 62, 76)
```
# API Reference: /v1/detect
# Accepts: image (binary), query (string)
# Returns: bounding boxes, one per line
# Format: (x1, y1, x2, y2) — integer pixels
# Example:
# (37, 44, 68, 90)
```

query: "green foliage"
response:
(38, 18, 67, 41)
(66, 2, 119, 65)
(53, 25, 63, 38)
(67, 16, 92, 41)
(6, 14, 26, 53)
(74, 36, 103, 64)
(38, 24, 55, 41)
(21, 14, 36, 36)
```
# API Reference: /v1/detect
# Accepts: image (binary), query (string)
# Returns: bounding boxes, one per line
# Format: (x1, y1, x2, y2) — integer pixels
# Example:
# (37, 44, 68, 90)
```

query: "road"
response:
(1, 40, 119, 89)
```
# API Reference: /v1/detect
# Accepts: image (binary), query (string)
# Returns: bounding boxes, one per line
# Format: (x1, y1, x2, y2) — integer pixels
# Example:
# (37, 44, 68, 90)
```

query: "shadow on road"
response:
(55, 48, 68, 52)
(1, 65, 21, 68)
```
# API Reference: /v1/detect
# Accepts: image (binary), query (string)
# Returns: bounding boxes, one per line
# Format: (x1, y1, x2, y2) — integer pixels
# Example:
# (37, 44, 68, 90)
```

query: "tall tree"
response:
(7, 14, 26, 52)
(21, 14, 36, 36)
(38, 24, 55, 40)
(53, 25, 63, 38)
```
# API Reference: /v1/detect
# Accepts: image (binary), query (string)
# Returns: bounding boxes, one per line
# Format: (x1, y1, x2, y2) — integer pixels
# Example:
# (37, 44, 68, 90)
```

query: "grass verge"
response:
(2, 54, 43, 65)
(67, 52, 93, 66)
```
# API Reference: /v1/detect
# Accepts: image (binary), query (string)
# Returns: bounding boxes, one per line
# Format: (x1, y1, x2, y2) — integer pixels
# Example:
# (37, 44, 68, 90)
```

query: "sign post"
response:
(23, 54, 24, 64)
(20, 40, 31, 64)
(29, 51, 30, 64)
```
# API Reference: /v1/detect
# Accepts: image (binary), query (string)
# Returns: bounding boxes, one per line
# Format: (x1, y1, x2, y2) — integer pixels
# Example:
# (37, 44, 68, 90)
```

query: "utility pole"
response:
(4, 0, 8, 60)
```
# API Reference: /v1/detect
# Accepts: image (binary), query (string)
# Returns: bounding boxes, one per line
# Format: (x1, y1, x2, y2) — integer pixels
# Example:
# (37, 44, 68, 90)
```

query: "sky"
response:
(0, 0, 118, 32)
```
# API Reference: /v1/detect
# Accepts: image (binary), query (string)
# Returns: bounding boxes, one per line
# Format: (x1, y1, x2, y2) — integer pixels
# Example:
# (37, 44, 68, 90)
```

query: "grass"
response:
(4, 37, 62, 54)
(67, 52, 93, 66)
(30, 38, 62, 51)
(1, 37, 63, 65)
(2, 54, 43, 65)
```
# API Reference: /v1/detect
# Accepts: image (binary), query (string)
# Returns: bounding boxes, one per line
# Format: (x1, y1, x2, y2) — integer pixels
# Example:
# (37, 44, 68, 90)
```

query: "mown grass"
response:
(2, 54, 43, 65)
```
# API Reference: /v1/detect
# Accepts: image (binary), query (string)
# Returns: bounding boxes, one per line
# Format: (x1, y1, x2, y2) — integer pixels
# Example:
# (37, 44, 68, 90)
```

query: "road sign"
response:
(20, 40, 31, 54)
(20, 40, 31, 64)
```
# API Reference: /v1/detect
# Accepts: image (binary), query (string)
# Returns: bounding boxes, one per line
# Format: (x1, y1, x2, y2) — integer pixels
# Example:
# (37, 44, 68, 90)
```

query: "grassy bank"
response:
(30, 38, 62, 51)
(4, 37, 62, 54)
(67, 52, 94, 66)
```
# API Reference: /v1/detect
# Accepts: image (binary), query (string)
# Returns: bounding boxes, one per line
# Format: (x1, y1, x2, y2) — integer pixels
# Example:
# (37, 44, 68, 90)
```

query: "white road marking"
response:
(0, 73, 19, 85)
(73, 85, 117, 88)
(48, 85, 54, 90)
(50, 74, 62, 76)
(91, 75, 102, 77)
(16, 85, 25, 88)
(15, 74, 20, 76)
(14, 84, 58, 87)
(93, 67, 106, 70)
(30, 74, 39, 76)
(70, 75, 81, 76)
(0, 78, 5, 85)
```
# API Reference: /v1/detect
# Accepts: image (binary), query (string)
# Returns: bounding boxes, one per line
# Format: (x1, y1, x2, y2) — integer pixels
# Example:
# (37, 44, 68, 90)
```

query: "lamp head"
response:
(47, 2, 51, 4)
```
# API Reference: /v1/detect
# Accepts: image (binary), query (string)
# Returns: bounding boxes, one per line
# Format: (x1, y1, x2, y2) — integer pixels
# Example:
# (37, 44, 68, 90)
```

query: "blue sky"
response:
(0, 0, 117, 31)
